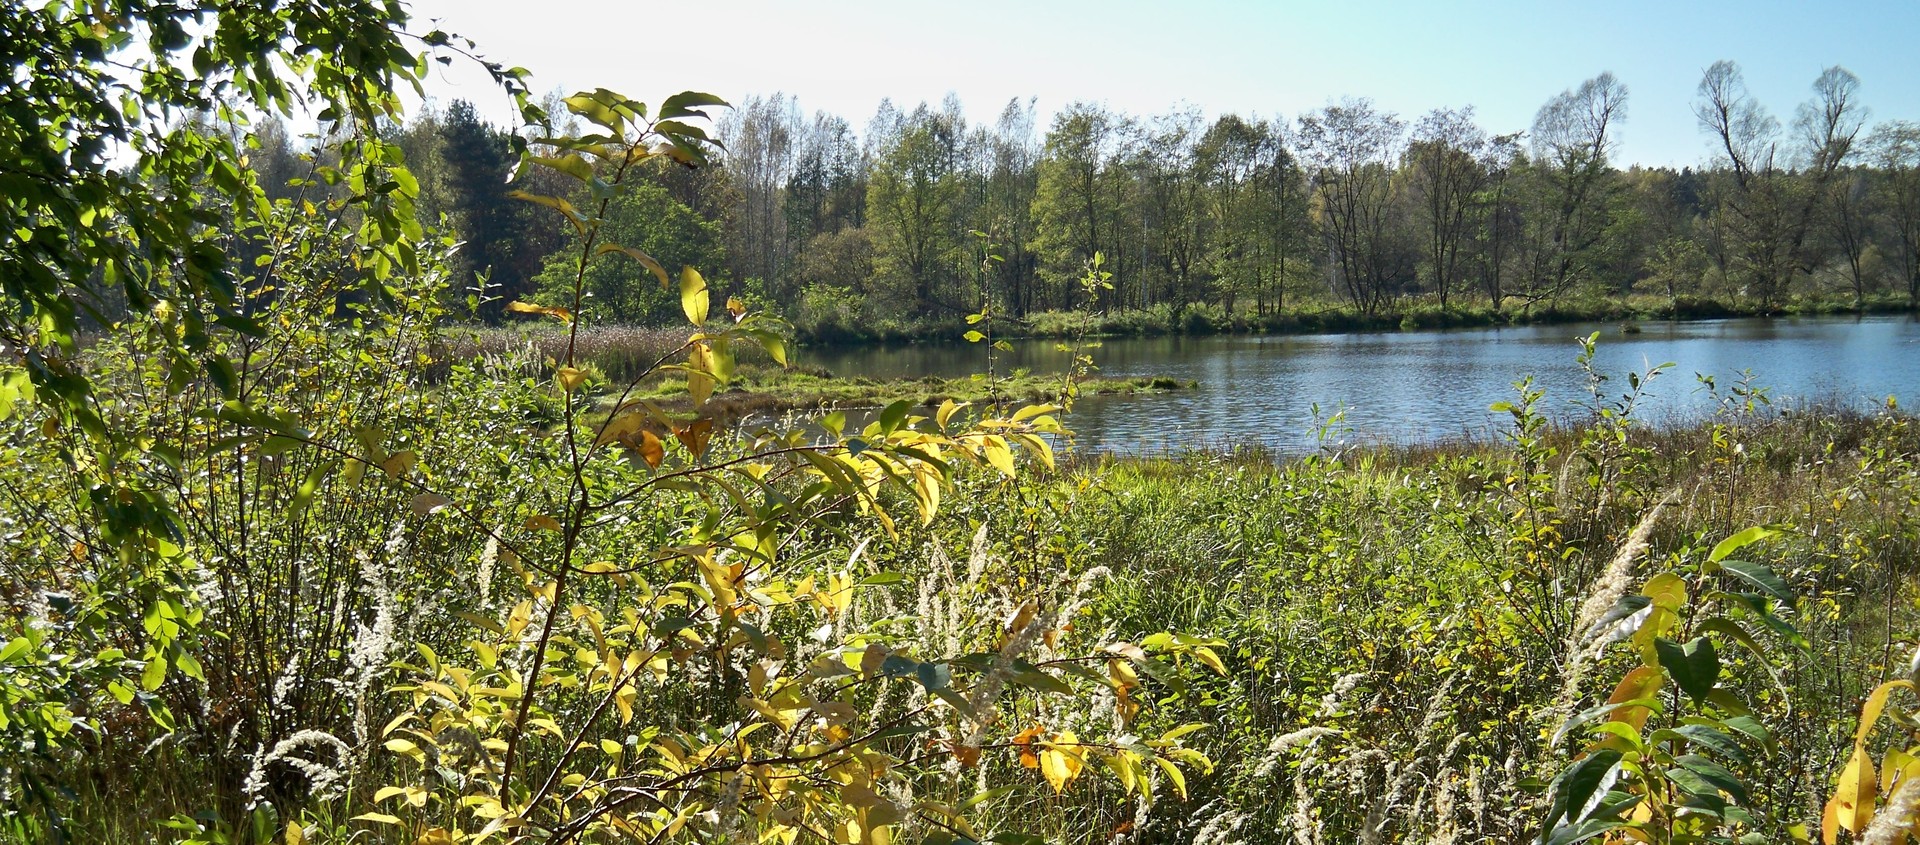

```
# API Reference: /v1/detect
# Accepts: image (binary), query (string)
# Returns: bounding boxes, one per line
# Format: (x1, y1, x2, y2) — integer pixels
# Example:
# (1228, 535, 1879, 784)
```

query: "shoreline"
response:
(789, 295, 1918, 349)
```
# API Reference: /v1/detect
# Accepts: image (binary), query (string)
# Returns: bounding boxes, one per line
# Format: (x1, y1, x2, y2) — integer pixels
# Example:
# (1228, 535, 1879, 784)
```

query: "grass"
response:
(592, 363, 1191, 425)
(775, 292, 1918, 347)
(11, 303, 1920, 844)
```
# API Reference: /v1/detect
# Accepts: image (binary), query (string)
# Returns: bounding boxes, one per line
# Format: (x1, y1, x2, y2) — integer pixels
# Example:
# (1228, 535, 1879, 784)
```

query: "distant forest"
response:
(243, 62, 1920, 333)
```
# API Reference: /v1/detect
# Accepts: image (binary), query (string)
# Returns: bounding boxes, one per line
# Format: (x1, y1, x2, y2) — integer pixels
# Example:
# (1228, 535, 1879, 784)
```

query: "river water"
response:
(802, 315, 1920, 454)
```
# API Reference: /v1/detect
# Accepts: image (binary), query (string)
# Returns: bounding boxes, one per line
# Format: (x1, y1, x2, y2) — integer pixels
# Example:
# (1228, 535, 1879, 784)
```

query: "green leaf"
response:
(290, 459, 336, 519)
(1582, 595, 1652, 647)
(141, 656, 167, 691)
(530, 153, 594, 182)
(0, 637, 29, 664)
(878, 654, 920, 679)
(657, 91, 728, 120)
(878, 400, 911, 434)
(747, 329, 788, 367)
(1671, 753, 1750, 804)
(173, 651, 204, 681)
(1654, 637, 1719, 706)
(1708, 525, 1784, 564)
(1009, 661, 1075, 696)
(1541, 816, 1629, 845)
(915, 661, 952, 691)
(563, 91, 626, 134)
(1655, 723, 1751, 765)
(1544, 748, 1624, 834)
(1714, 560, 1793, 602)
(1719, 715, 1772, 748)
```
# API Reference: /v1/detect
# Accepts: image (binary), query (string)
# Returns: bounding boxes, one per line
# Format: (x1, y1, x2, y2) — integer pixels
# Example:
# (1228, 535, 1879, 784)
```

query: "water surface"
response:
(803, 316, 1920, 454)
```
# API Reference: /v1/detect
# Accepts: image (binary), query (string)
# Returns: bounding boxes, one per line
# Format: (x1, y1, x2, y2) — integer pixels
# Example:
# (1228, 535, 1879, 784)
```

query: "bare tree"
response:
(1298, 98, 1409, 315)
(1868, 121, 1920, 307)
(718, 94, 803, 288)
(1407, 106, 1490, 309)
(1694, 62, 1866, 305)
(1523, 72, 1627, 307)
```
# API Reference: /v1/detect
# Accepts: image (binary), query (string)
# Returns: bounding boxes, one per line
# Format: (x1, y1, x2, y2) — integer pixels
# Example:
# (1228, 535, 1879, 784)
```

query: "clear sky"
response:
(403, 0, 1920, 168)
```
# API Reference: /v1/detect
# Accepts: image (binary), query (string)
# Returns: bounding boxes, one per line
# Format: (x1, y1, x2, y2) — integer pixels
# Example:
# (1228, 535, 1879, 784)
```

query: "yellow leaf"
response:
(595, 243, 670, 288)
(381, 450, 417, 477)
(507, 599, 533, 638)
(981, 434, 1015, 477)
(860, 644, 888, 679)
(1882, 747, 1916, 795)
(1828, 745, 1877, 838)
(935, 399, 965, 431)
(594, 411, 649, 448)
(1011, 725, 1045, 769)
(1040, 731, 1084, 793)
(1641, 572, 1687, 612)
(673, 418, 714, 458)
(1193, 646, 1227, 675)
(912, 465, 940, 525)
(1855, 680, 1916, 747)
(350, 812, 403, 826)
(505, 300, 574, 323)
(1151, 755, 1188, 800)
(727, 296, 747, 320)
(557, 367, 588, 393)
(680, 266, 710, 326)
(686, 342, 715, 407)
(284, 822, 305, 845)
(633, 429, 666, 468)
(415, 828, 453, 845)
(615, 684, 637, 725)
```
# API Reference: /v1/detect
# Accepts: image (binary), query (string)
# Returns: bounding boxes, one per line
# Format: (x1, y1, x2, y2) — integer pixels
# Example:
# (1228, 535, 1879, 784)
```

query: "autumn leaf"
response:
(1040, 731, 1084, 793)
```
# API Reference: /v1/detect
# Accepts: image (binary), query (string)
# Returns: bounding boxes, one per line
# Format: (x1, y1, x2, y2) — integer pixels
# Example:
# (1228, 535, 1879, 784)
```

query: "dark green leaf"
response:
(1714, 560, 1793, 602)
(1653, 637, 1718, 705)
(1542, 749, 1623, 835)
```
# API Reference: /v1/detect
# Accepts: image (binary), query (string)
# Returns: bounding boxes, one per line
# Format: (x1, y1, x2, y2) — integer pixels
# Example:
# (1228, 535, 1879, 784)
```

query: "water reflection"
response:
(801, 316, 1920, 454)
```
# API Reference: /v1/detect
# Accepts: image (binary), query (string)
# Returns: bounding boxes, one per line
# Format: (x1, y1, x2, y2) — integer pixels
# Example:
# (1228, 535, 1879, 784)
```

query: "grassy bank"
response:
(789, 292, 1917, 347)
(602, 364, 1190, 425)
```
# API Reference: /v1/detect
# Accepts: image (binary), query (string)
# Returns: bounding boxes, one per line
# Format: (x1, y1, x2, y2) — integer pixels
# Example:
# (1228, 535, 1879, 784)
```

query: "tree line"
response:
(245, 63, 1920, 330)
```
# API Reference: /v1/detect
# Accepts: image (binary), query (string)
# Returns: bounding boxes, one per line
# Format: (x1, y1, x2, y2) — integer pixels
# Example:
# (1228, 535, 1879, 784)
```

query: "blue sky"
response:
(405, 0, 1920, 167)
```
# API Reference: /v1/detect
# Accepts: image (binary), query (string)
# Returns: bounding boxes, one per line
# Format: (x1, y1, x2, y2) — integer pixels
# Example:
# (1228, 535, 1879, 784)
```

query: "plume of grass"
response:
(1545, 491, 1675, 741)
(1864, 775, 1920, 845)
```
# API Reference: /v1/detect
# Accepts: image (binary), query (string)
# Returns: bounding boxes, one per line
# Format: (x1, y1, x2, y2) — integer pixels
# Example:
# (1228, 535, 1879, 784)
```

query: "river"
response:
(798, 315, 1920, 454)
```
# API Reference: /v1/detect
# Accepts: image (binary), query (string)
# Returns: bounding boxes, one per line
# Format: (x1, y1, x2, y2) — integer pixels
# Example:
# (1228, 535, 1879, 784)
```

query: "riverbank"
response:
(793, 293, 1916, 346)
(447, 295, 1917, 384)
(594, 364, 1191, 425)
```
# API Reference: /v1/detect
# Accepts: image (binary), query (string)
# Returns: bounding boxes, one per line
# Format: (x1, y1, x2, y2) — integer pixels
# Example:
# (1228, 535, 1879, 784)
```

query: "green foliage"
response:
(532, 181, 723, 323)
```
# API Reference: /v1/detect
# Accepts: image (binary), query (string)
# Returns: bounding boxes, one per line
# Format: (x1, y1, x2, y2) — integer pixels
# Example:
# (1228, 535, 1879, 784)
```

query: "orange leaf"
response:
(952, 742, 980, 768)
(633, 429, 665, 469)
(1604, 665, 1665, 733)
(674, 419, 713, 458)
(1012, 725, 1045, 769)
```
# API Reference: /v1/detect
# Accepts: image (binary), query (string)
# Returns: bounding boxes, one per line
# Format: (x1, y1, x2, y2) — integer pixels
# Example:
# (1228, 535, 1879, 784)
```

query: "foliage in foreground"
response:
(3, 2, 1919, 844)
